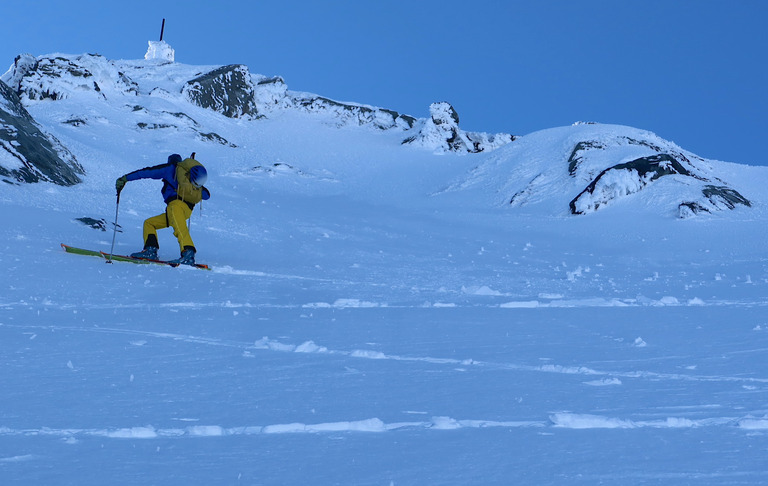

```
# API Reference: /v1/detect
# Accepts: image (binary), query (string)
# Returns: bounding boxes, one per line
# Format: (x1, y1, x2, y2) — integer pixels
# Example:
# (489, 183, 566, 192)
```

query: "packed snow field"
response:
(3, 52, 768, 485)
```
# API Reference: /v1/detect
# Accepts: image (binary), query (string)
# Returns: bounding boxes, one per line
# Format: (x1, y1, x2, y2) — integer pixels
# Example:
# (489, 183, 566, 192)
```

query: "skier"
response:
(115, 153, 210, 265)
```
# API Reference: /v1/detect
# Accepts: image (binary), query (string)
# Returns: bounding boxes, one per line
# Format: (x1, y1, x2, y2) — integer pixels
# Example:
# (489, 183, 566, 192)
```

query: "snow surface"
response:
(2, 47, 768, 485)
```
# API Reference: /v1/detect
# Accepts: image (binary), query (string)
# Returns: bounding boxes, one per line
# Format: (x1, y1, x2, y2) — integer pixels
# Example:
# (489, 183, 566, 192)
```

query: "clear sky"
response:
(2, 0, 766, 166)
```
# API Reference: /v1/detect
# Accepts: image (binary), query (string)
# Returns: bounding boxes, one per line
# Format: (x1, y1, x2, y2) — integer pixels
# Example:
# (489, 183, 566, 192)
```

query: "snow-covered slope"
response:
(2, 43, 768, 485)
(434, 122, 754, 218)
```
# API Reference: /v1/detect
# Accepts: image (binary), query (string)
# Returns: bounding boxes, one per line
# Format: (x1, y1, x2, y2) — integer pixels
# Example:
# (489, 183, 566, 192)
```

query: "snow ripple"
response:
(1, 413, 759, 442)
(551, 413, 736, 429)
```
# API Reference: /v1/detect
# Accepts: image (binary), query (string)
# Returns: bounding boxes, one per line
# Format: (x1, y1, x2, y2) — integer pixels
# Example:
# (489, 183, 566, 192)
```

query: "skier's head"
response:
(168, 153, 182, 164)
(189, 165, 208, 188)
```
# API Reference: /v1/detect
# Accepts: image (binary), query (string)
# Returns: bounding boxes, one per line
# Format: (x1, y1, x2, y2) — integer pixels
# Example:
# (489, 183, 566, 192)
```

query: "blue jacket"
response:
(125, 162, 211, 206)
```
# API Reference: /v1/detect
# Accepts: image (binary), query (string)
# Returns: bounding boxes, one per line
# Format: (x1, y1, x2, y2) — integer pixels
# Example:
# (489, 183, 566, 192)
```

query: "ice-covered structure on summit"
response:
(145, 40, 175, 62)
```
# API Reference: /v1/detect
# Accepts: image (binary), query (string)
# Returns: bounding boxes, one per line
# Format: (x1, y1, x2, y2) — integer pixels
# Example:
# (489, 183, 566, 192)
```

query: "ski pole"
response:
(107, 191, 121, 263)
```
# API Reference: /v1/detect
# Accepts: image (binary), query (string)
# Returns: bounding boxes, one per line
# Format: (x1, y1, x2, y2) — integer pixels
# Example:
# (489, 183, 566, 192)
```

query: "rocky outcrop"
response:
(566, 136, 750, 217)
(182, 64, 257, 118)
(0, 79, 83, 185)
(291, 94, 417, 130)
(678, 185, 752, 218)
(403, 102, 514, 154)
(570, 154, 696, 214)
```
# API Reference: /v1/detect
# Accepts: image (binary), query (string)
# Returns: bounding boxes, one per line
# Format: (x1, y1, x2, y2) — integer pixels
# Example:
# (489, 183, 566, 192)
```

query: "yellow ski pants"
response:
(142, 199, 194, 253)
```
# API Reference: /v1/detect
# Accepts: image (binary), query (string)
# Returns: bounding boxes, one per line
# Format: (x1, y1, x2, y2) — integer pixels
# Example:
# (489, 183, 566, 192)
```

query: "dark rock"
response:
(702, 185, 751, 209)
(197, 131, 237, 147)
(63, 118, 87, 127)
(570, 154, 693, 214)
(295, 95, 417, 130)
(679, 185, 752, 218)
(567, 141, 605, 176)
(0, 80, 84, 185)
(75, 217, 121, 232)
(182, 65, 258, 118)
(136, 122, 176, 130)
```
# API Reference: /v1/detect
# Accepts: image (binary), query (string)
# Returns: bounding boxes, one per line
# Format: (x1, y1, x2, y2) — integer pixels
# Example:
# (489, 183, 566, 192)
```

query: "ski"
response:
(60, 244, 210, 270)
(100, 251, 211, 270)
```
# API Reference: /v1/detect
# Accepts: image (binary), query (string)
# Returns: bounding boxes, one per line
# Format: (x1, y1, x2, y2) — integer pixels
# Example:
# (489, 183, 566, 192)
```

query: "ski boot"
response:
(169, 247, 196, 265)
(130, 246, 158, 260)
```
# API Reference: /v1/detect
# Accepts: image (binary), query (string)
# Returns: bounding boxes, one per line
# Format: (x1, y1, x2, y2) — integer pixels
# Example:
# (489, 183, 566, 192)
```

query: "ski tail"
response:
(61, 243, 105, 258)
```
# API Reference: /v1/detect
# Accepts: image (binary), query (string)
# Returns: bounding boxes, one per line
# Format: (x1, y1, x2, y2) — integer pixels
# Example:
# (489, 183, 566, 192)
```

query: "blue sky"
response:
(3, 0, 766, 165)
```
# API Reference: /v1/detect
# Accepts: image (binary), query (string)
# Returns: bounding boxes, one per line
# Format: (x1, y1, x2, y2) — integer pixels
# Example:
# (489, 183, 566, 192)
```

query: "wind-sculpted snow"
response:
(3, 53, 139, 101)
(7, 412, 766, 443)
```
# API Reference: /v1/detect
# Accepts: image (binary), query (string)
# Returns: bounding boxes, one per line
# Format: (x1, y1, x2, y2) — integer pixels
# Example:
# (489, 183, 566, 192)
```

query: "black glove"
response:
(115, 176, 127, 194)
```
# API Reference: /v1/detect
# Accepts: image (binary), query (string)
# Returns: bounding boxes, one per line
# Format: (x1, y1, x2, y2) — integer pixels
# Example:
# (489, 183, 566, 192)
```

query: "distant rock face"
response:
(2, 51, 517, 168)
(565, 134, 751, 217)
(403, 102, 514, 154)
(678, 185, 752, 218)
(182, 65, 258, 118)
(291, 94, 417, 130)
(0, 79, 83, 185)
(570, 154, 696, 214)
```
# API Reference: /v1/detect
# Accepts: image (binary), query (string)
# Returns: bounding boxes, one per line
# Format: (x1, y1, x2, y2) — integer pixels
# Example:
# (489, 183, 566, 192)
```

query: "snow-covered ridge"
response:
(0, 43, 759, 218)
(2, 53, 140, 101)
(0, 48, 512, 178)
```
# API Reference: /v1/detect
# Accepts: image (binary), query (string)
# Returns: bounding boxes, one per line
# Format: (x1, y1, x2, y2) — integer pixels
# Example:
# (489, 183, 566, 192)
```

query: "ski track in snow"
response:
(5, 320, 768, 394)
(5, 294, 768, 311)
(6, 318, 768, 443)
